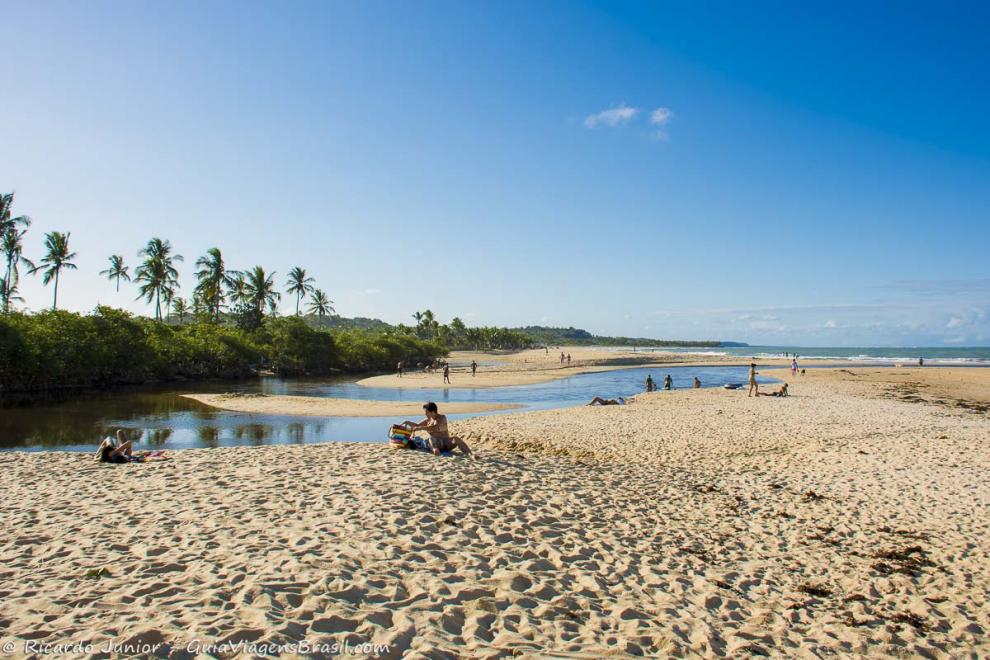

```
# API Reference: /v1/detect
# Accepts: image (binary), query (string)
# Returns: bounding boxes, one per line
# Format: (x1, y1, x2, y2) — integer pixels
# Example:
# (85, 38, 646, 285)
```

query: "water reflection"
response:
(1, 366, 775, 452)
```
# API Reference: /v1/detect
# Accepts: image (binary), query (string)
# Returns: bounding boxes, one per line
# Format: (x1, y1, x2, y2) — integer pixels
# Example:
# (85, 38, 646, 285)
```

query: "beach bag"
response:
(388, 425, 413, 449)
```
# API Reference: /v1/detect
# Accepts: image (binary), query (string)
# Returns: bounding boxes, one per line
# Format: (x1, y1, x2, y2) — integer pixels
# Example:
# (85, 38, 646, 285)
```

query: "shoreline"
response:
(358, 347, 868, 390)
(180, 393, 523, 417)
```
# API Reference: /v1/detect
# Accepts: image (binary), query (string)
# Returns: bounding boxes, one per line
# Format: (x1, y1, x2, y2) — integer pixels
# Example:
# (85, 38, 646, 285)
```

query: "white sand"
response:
(1, 368, 987, 656)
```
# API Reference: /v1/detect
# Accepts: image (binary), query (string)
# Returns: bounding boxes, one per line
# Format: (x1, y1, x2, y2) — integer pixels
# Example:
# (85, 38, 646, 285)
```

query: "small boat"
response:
(723, 383, 743, 390)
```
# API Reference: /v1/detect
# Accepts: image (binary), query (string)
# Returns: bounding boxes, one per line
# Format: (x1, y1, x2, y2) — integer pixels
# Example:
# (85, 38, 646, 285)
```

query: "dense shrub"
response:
(0, 307, 445, 394)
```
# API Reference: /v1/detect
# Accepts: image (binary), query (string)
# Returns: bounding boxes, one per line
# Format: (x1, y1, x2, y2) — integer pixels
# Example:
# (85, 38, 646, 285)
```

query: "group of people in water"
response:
(644, 374, 702, 392)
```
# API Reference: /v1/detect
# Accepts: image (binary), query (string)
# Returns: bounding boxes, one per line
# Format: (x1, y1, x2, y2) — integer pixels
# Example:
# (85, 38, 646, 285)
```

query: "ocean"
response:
(623, 345, 990, 366)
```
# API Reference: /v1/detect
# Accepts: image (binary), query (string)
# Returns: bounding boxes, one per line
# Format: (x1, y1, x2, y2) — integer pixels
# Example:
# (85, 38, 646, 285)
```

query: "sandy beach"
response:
(1, 366, 988, 656)
(357, 347, 818, 390)
(181, 393, 522, 418)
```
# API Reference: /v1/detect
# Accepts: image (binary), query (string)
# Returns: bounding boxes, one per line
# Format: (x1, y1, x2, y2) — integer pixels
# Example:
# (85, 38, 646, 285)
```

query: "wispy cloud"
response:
(871, 279, 990, 295)
(361, 288, 380, 295)
(650, 107, 673, 125)
(583, 104, 638, 128)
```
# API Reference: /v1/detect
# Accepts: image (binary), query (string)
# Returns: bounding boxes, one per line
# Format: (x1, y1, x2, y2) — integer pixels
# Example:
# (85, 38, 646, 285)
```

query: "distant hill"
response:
(295, 317, 744, 349)
(513, 326, 735, 348)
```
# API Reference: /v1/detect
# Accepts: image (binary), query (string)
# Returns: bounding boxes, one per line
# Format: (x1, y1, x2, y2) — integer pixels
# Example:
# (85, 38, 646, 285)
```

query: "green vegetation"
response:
(0, 307, 443, 394)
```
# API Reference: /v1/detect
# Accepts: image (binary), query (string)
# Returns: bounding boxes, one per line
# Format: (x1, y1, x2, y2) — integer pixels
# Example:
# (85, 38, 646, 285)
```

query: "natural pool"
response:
(0, 365, 778, 452)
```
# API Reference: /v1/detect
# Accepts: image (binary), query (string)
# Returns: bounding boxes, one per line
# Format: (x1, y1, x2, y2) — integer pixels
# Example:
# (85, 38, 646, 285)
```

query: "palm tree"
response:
(194, 247, 236, 322)
(170, 297, 190, 324)
(227, 271, 248, 307)
(29, 231, 78, 310)
(285, 267, 315, 315)
(1, 192, 33, 312)
(307, 289, 334, 327)
(243, 266, 280, 315)
(99, 255, 131, 292)
(1, 226, 34, 312)
(135, 237, 183, 321)
(0, 276, 22, 308)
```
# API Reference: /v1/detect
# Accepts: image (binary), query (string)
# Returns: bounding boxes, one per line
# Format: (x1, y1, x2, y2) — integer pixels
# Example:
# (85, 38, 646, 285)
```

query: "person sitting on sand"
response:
(663, 374, 673, 390)
(693, 376, 701, 388)
(401, 402, 473, 456)
(748, 363, 759, 397)
(587, 396, 626, 406)
(95, 430, 166, 464)
(757, 383, 789, 398)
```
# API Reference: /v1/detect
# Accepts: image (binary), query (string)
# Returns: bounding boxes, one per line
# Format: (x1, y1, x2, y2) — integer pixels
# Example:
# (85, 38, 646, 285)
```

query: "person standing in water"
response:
(748, 363, 759, 397)
(663, 374, 673, 390)
(646, 375, 654, 392)
(693, 376, 701, 388)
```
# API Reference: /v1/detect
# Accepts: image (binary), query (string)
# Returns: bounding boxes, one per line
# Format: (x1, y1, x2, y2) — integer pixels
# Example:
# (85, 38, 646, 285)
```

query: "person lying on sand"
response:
(757, 383, 789, 398)
(96, 430, 169, 464)
(401, 402, 473, 456)
(587, 396, 626, 406)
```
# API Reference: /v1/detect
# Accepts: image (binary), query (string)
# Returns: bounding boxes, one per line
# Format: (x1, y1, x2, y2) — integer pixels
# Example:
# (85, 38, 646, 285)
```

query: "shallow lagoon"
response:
(0, 365, 777, 451)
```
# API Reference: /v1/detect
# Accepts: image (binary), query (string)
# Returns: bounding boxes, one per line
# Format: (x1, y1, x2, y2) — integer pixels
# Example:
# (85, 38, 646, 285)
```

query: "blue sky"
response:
(2, 1, 988, 345)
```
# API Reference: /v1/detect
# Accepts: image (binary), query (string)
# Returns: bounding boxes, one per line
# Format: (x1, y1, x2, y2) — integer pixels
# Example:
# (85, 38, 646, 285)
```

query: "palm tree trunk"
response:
(155, 288, 161, 321)
(2, 260, 11, 312)
(52, 270, 59, 310)
(115, 274, 120, 292)
(296, 294, 300, 316)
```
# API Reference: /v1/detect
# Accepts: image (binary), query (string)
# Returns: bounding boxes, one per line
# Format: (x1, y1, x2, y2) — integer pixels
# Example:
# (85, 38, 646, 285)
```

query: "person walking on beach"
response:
(397, 360, 404, 378)
(790, 357, 798, 376)
(646, 375, 654, 392)
(560, 351, 565, 365)
(443, 364, 451, 384)
(748, 363, 759, 397)
(663, 374, 672, 390)
(471, 360, 477, 377)
(567, 353, 571, 365)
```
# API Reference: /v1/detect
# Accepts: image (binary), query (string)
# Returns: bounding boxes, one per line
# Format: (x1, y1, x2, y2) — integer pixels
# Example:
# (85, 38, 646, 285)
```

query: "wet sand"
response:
(181, 393, 522, 417)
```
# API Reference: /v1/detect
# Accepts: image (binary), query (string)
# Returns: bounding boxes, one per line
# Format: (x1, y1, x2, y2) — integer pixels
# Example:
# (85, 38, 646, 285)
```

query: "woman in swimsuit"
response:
(96, 430, 166, 463)
(402, 402, 474, 456)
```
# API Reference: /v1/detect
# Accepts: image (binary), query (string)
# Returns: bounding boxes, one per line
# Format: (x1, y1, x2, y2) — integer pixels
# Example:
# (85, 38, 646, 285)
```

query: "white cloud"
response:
(946, 317, 963, 328)
(362, 288, 380, 295)
(584, 104, 638, 128)
(824, 319, 837, 328)
(650, 107, 673, 125)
